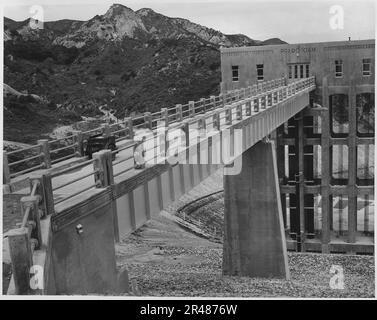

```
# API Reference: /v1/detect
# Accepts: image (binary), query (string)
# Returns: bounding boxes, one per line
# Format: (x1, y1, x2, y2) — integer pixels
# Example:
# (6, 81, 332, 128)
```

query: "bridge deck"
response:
(51, 77, 315, 213)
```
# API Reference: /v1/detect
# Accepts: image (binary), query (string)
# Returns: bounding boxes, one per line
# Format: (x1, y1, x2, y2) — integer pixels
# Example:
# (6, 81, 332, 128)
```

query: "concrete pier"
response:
(223, 140, 289, 279)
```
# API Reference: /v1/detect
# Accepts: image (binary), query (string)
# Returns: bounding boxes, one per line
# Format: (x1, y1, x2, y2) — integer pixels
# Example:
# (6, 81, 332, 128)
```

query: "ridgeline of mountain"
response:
(4, 3, 286, 143)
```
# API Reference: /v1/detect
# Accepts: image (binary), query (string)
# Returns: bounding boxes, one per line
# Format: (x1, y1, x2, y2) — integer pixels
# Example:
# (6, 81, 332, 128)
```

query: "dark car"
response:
(85, 134, 117, 160)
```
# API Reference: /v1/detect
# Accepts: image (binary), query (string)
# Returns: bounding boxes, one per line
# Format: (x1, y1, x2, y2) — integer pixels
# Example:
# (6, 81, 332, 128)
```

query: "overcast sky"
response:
(2, 0, 375, 43)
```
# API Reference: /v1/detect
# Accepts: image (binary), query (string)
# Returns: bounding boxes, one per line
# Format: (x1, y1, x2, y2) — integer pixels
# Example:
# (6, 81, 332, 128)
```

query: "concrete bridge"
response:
(6, 76, 317, 294)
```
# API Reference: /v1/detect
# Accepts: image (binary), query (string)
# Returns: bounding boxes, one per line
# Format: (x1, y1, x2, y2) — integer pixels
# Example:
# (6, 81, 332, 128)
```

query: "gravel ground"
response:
(116, 215, 375, 298)
(115, 171, 374, 298)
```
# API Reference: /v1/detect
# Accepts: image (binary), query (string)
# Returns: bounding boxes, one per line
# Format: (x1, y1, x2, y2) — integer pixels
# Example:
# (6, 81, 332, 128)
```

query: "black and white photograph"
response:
(1, 0, 375, 303)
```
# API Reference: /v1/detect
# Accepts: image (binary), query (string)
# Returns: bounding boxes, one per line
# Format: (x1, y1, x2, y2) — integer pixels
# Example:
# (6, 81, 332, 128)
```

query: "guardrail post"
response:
(29, 171, 54, 218)
(225, 106, 232, 125)
(267, 93, 272, 107)
(210, 96, 216, 110)
(8, 227, 33, 294)
(236, 103, 242, 120)
(21, 196, 42, 250)
(76, 131, 84, 156)
(213, 111, 220, 131)
(245, 100, 252, 116)
(176, 104, 183, 122)
(38, 139, 51, 169)
(200, 98, 206, 113)
(181, 120, 190, 149)
(257, 83, 262, 94)
(144, 112, 152, 130)
(124, 117, 134, 139)
(161, 108, 169, 127)
(261, 95, 267, 110)
(70, 130, 84, 157)
(188, 101, 195, 117)
(164, 127, 170, 160)
(93, 150, 113, 188)
(198, 116, 206, 138)
(254, 97, 260, 113)
(221, 94, 226, 107)
(3, 151, 11, 184)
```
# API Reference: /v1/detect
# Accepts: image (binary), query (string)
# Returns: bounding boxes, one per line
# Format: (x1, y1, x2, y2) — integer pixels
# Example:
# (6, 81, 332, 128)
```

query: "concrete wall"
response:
(114, 162, 221, 240)
(220, 39, 375, 92)
(51, 189, 118, 294)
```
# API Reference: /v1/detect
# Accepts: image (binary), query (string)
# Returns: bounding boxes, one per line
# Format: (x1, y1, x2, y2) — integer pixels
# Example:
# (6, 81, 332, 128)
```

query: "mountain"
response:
(3, 3, 286, 143)
(261, 38, 287, 45)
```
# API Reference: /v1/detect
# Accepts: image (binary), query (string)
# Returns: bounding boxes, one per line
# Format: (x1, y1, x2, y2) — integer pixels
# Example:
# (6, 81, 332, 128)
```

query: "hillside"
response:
(3, 3, 286, 144)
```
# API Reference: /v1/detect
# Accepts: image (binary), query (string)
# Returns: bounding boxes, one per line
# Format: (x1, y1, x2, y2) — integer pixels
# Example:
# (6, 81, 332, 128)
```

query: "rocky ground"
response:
(115, 171, 375, 298)
(116, 215, 374, 298)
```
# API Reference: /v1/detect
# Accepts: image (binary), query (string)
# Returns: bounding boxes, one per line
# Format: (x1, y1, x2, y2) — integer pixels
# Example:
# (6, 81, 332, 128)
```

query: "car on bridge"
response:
(85, 134, 118, 160)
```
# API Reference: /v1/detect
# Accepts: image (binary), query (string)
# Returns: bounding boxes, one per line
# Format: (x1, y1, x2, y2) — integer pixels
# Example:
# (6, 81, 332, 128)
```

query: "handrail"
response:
(4, 77, 315, 181)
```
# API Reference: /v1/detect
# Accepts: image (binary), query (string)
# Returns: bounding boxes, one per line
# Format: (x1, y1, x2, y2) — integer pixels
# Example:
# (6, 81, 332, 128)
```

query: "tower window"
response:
(257, 64, 264, 81)
(288, 64, 309, 79)
(232, 65, 239, 82)
(300, 64, 304, 78)
(335, 60, 343, 78)
(363, 58, 371, 76)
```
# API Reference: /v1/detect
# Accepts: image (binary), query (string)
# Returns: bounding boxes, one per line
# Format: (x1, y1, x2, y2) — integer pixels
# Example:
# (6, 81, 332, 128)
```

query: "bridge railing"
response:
(3, 77, 315, 185)
(6, 170, 55, 294)
(49, 76, 315, 206)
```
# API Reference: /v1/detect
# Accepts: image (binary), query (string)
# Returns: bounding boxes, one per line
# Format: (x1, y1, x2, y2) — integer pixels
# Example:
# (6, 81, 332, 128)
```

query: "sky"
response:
(2, 0, 375, 43)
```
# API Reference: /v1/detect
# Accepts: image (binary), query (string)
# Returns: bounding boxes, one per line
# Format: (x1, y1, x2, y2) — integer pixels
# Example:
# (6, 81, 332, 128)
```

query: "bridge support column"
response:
(223, 140, 290, 279)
